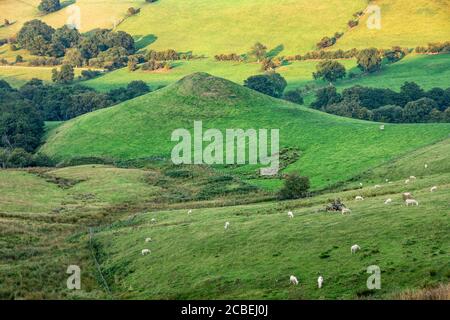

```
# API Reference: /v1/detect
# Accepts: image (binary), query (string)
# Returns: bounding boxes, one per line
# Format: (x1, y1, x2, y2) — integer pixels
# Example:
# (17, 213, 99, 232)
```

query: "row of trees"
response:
(311, 82, 450, 123)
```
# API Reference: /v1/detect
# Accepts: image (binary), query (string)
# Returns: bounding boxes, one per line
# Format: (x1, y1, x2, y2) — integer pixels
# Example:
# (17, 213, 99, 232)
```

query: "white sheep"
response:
(403, 192, 413, 200)
(188, 209, 192, 215)
(224, 221, 230, 230)
(318, 276, 324, 289)
(430, 186, 437, 192)
(385, 179, 389, 183)
(374, 185, 381, 189)
(145, 237, 152, 243)
(288, 211, 294, 219)
(141, 249, 151, 256)
(410, 176, 417, 180)
(405, 179, 410, 184)
(424, 164, 428, 169)
(380, 125, 385, 130)
(351, 244, 361, 254)
(151, 218, 157, 224)
(405, 199, 419, 206)
(290, 275, 299, 285)
(384, 198, 392, 205)
(341, 208, 351, 215)
(355, 196, 364, 201)
(359, 182, 363, 187)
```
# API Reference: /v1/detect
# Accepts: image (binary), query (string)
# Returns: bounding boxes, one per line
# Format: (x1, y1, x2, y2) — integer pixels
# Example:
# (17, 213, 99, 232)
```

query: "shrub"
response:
(17, 19, 55, 56)
(283, 89, 304, 105)
(316, 36, 336, 49)
(15, 55, 23, 63)
(278, 173, 310, 200)
(348, 20, 359, 28)
(244, 73, 287, 98)
(357, 48, 382, 73)
(403, 98, 437, 123)
(38, 0, 61, 13)
(52, 64, 74, 84)
(313, 60, 346, 83)
(80, 69, 101, 80)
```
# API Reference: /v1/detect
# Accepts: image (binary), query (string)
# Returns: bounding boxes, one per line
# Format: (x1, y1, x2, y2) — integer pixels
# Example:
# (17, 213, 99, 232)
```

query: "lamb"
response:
(430, 186, 437, 192)
(384, 198, 392, 205)
(224, 221, 230, 230)
(341, 208, 351, 215)
(288, 211, 294, 219)
(318, 276, 324, 289)
(145, 237, 152, 243)
(141, 249, 151, 256)
(355, 196, 364, 201)
(290, 275, 299, 285)
(403, 192, 413, 200)
(351, 244, 361, 254)
(405, 199, 419, 206)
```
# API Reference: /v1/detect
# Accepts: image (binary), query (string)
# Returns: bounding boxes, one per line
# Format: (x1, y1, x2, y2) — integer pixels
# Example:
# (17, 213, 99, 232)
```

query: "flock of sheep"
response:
(139, 164, 439, 289)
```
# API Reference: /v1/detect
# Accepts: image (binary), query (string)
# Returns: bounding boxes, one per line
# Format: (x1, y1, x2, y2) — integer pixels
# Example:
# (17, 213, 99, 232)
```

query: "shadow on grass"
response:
(135, 34, 158, 50)
(267, 44, 284, 59)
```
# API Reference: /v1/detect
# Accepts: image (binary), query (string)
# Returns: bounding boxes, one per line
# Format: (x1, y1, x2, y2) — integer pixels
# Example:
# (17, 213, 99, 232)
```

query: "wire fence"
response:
(88, 227, 113, 297)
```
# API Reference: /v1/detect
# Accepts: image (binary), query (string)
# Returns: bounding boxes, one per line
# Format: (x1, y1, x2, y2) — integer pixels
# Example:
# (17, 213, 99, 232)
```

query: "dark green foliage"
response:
(15, 55, 23, 63)
(311, 86, 342, 109)
(146, 49, 180, 61)
(52, 64, 74, 84)
(249, 42, 267, 62)
(282, 89, 304, 105)
(65, 92, 112, 119)
(278, 173, 310, 200)
(400, 81, 424, 102)
(80, 69, 102, 80)
(38, 0, 61, 13)
(402, 98, 437, 123)
(357, 48, 382, 73)
(108, 81, 151, 103)
(372, 105, 404, 123)
(244, 73, 287, 98)
(214, 53, 243, 62)
(313, 60, 346, 83)
(0, 88, 44, 152)
(17, 20, 55, 56)
(89, 46, 129, 70)
(141, 59, 170, 71)
(316, 36, 336, 49)
(384, 46, 406, 63)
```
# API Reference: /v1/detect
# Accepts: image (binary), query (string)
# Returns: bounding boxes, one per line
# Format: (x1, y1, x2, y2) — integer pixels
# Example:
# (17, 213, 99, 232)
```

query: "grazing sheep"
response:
(290, 275, 299, 285)
(405, 179, 410, 184)
(374, 185, 381, 189)
(410, 176, 417, 180)
(141, 249, 151, 256)
(380, 125, 385, 130)
(355, 196, 364, 201)
(403, 192, 413, 201)
(430, 186, 437, 192)
(425, 164, 428, 169)
(405, 199, 419, 206)
(359, 182, 363, 187)
(385, 179, 389, 183)
(351, 244, 361, 254)
(288, 211, 294, 218)
(341, 208, 351, 215)
(224, 221, 230, 230)
(384, 198, 392, 205)
(151, 218, 157, 224)
(145, 238, 152, 243)
(318, 276, 324, 289)
(188, 209, 192, 215)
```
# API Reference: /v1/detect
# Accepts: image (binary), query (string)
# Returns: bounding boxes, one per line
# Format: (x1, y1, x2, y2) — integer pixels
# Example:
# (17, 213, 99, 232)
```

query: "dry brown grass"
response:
(396, 284, 450, 300)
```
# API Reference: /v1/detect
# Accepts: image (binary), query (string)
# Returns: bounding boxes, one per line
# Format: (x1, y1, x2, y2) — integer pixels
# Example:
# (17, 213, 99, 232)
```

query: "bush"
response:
(80, 69, 101, 80)
(0, 148, 32, 168)
(313, 60, 346, 83)
(403, 98, 437, 123)
(311, 86, 342, 109)
(15, 55, 23, 63)
(52, 64, 74, 84)
(283, 89, 304, 105)
(316, 36, 336, 49)
(244, 73, 287, 98)
(278, 173, 310, 200)
(17, 19, 55, 56)
(38, 0, 61, 13)
(357, 48, 382, 73)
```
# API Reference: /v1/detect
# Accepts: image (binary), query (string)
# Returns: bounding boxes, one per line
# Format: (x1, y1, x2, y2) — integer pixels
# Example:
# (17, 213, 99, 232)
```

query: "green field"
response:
(41, 73, 450, 191)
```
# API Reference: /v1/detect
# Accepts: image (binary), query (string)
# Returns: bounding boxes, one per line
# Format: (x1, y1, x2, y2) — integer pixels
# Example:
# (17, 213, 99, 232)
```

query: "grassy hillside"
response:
(92, 172, 450, 299)
(41, 73, 450, 190)
(83, 54, 450, 93)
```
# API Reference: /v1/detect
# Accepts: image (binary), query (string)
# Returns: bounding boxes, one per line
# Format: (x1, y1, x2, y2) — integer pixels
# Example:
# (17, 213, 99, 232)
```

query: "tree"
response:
(278, 173, 310, 200)
(313, 60, 346, 83)
(65, 92, 111, 119)
(63, 48, 84, 67)
(372, 105, 403, 123)
(400, 82, 424, 102)
(443, 107, 450, 123)
(0, 87, 44, 152)
(38, 0, 61, 13)
(52, 25, 80, 50)
(283, 89, 304, 105)
(17, 20, 55, 56)
(311, 86, 342, 109)
(357, 48, 382, 73)
(52, 64, 74, 84)
(89, 46, 129, 70)
(15, 55, 23, 63)
(402, 98, 437, 123)
(244, 73, 287, 98)
(249, 42, 267, 62)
